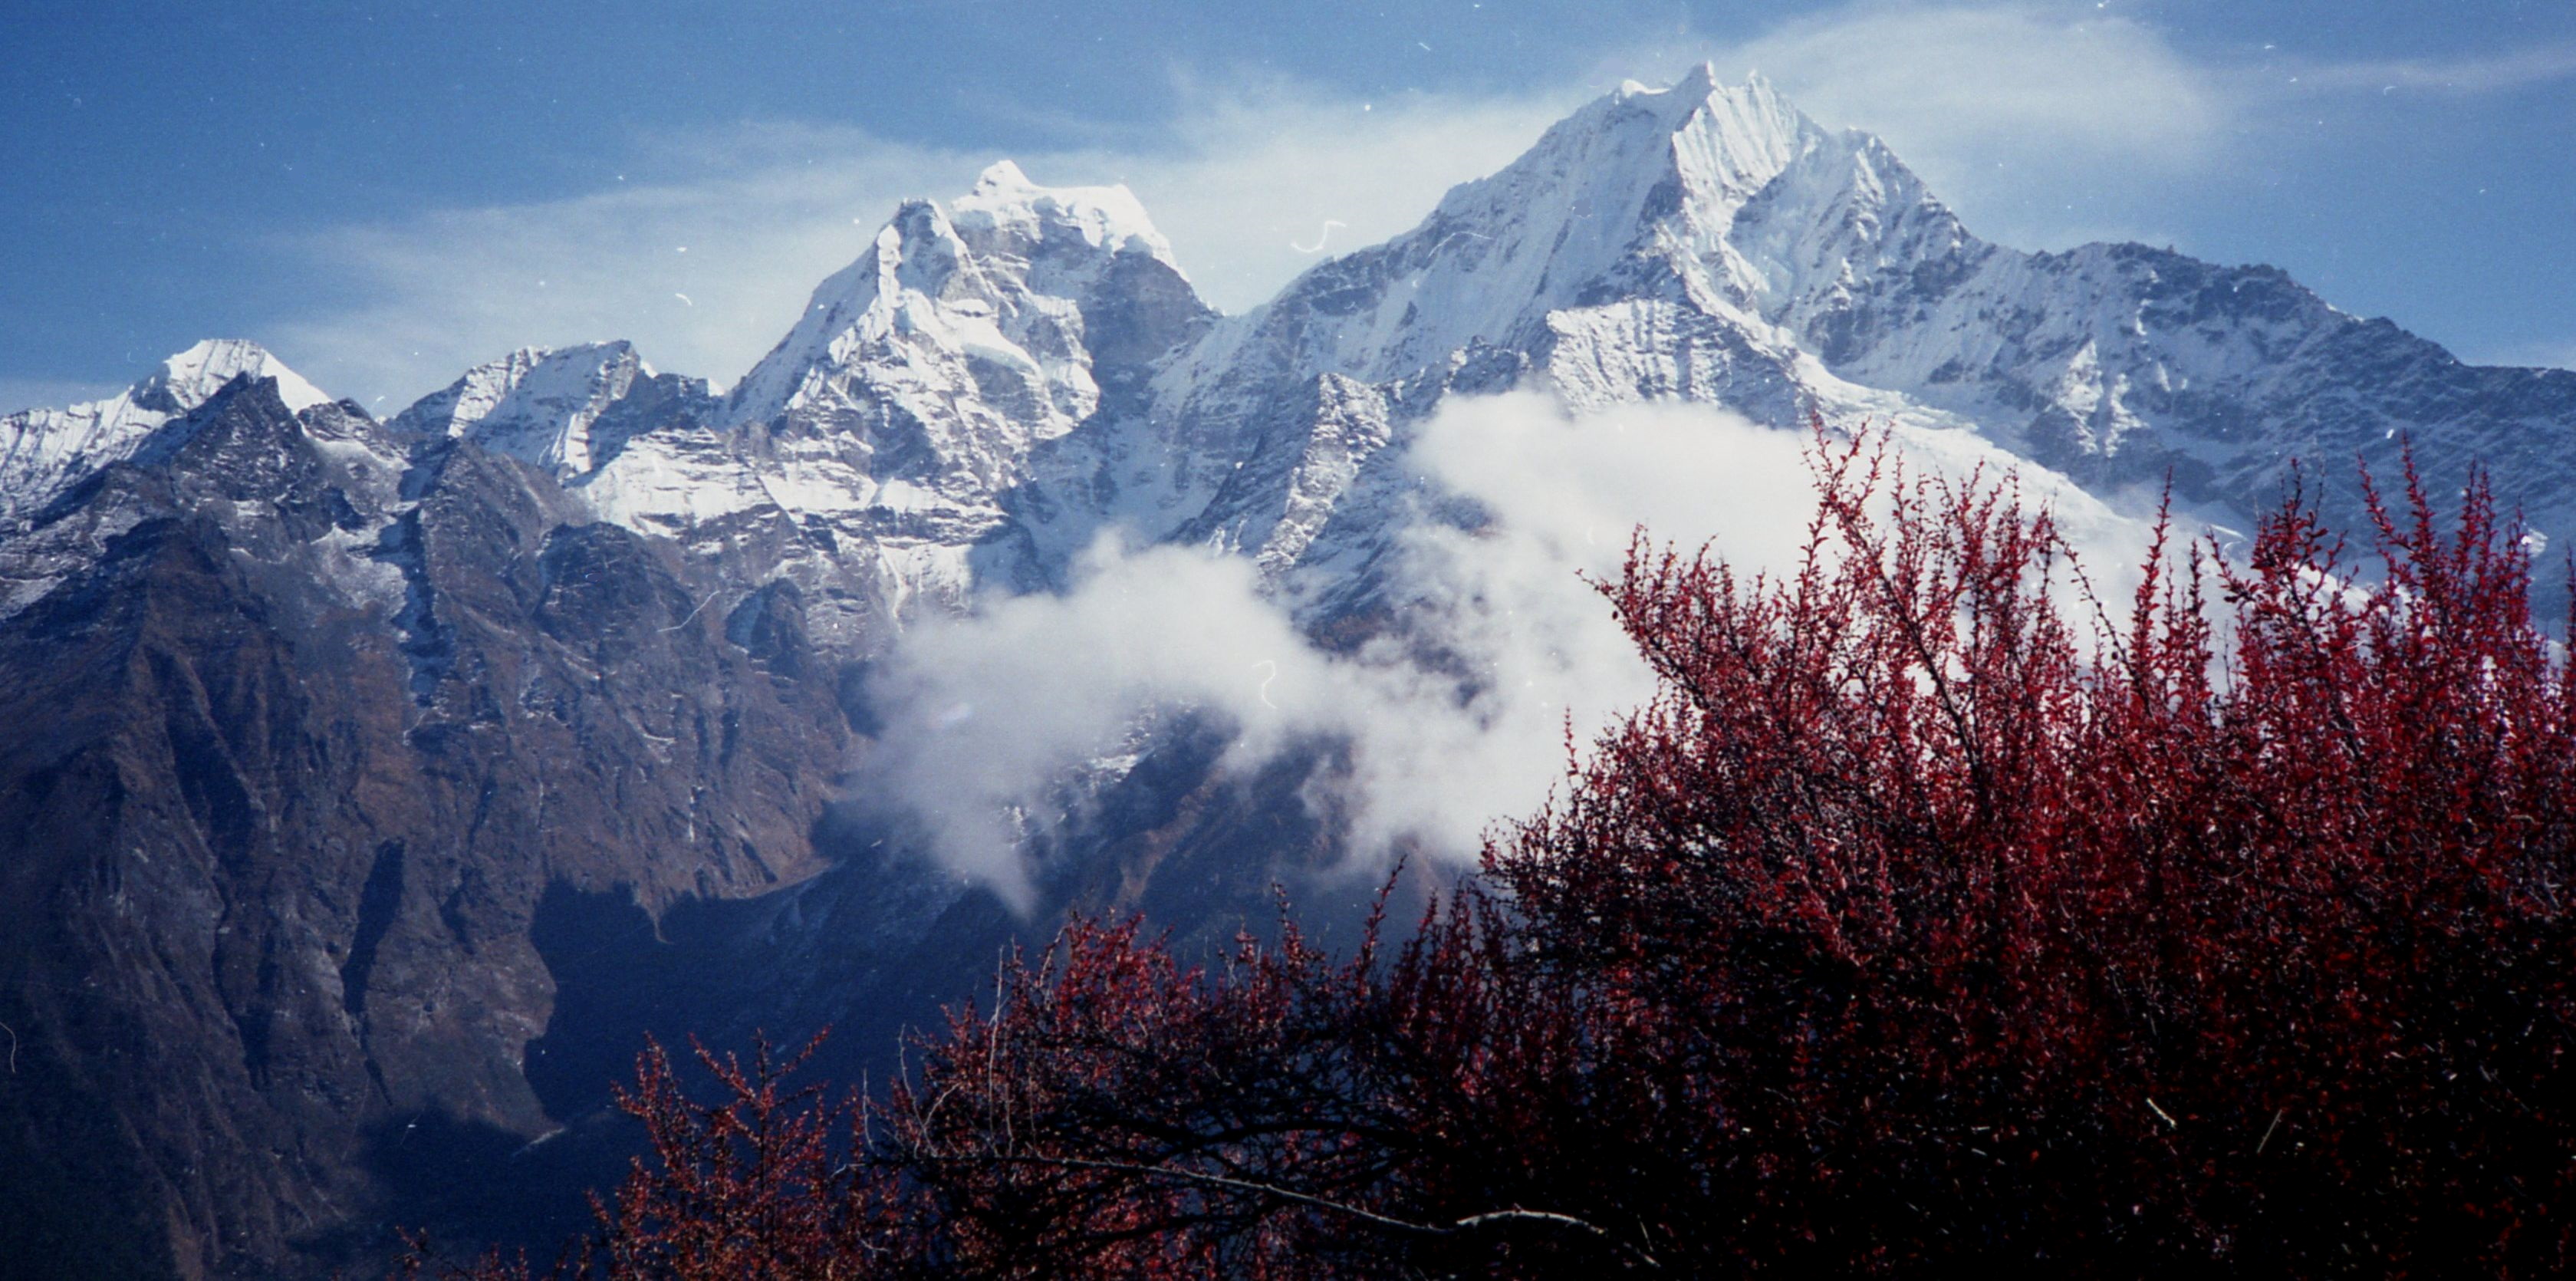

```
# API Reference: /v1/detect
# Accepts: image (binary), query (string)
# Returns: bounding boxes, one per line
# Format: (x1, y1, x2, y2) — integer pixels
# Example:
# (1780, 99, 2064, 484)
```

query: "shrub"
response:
(417, 433, 2576, 1277)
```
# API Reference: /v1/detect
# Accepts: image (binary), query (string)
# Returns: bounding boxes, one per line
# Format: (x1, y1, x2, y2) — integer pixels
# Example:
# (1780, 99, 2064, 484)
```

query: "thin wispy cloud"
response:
(265, 3, 2245, 407)
(252, 2, 2576, 410)
(2279, 43, 2576, 97)
(1078, 80, 1573, 316)
(272, 84, 1565, 407)
(2478, 338, 2576, 373)
(1715, 5, 2226, 163)
(1622, 2, 2228, 249)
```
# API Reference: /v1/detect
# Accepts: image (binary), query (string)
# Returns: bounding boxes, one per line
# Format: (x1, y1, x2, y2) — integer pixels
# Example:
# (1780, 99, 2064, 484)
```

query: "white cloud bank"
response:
(861, 394, 2152, 911)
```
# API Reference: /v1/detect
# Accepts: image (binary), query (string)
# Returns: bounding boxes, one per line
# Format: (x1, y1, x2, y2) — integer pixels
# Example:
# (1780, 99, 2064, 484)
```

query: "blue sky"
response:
(4, 0, 2572, 413)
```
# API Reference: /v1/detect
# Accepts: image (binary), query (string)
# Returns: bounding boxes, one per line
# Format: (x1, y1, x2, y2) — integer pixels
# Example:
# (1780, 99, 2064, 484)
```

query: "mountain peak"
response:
(3, 340, 337, 521)
(1200, 70, 1827, 386)
(1617, 59, 1719, 107)
(145, 339, 332, 416)
(1677, 71, 1817, 200)
(1556, 66, 1814, 194)
(1430, 68, 1821, 237)
(393, 340, 704, 477)
(948, 160, 1179, 273)
(725, 159, 1205, 431)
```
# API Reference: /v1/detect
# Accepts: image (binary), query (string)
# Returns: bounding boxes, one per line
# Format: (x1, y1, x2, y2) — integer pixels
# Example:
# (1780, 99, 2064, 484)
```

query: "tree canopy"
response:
(416, 433, 2576, 1278)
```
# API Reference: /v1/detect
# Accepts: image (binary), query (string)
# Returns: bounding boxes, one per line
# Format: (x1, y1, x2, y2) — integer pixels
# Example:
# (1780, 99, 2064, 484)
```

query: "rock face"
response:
(0, 379, 849, 1276)
(2, 66, 2571, 1279)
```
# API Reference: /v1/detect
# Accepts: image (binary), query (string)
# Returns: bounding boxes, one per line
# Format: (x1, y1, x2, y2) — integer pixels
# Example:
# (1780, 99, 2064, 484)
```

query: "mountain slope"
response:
(0, 378, 853, 1278)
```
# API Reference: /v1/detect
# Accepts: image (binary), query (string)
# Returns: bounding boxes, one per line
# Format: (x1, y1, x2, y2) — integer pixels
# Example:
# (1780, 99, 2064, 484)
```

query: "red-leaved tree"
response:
(415, 431, 2576, 1277)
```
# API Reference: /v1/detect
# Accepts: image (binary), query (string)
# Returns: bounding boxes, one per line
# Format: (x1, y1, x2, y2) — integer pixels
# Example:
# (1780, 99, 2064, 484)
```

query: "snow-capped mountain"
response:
(21, 67, 2557, 646)
(5, 64, 2575, 1280)
(0, 338, 335, 525)
(706, 159, 1212, 604)
(390, 339, 715, 478)
(1114, 67, 1852, 585)
(1095, 64, 2576, 599)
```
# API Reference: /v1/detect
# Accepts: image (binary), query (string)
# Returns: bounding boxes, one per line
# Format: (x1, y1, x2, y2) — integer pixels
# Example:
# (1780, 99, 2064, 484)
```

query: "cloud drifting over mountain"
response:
(860, 394, 2152, 910)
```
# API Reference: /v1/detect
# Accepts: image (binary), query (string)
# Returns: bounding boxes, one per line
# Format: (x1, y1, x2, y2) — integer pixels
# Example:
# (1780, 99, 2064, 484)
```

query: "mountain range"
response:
(3, 65, 2571, 1279)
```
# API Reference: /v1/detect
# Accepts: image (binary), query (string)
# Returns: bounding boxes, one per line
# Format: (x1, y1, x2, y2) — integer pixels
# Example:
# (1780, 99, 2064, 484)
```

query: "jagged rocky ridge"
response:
(2, 66, 2572, 1279)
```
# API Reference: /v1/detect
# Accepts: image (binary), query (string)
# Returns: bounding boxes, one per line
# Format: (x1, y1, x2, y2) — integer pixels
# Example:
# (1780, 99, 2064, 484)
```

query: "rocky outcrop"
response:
(0, 380, 847, 1277)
